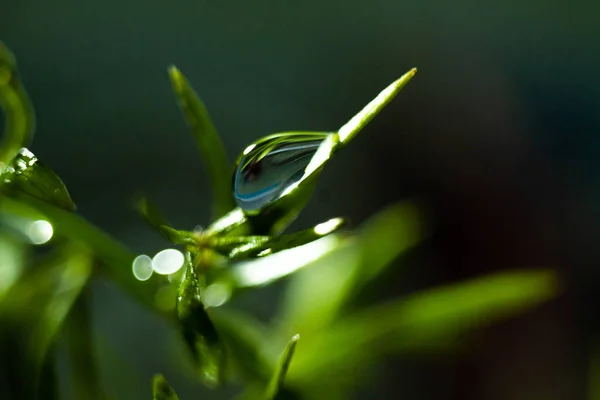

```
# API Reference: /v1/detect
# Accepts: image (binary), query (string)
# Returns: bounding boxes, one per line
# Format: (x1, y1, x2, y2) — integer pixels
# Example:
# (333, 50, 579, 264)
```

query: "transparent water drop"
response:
(233, 133, 329, 213)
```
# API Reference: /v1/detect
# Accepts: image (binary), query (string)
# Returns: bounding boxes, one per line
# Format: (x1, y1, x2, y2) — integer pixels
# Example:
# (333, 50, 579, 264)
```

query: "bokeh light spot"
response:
(203, 283, 231, 308)
(132, 255, 153, 281)
(28, 220, 53, 245)
(152, 248, 184, 275)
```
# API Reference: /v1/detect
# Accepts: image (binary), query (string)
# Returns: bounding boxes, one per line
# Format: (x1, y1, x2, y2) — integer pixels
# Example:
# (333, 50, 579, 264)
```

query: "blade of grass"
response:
(169, 66, 234, 219)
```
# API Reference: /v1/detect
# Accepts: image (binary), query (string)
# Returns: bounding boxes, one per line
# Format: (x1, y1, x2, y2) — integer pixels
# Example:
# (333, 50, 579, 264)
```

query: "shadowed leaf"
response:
(2, 148, 76, 211)
(177, 254, 224, 387)
(135, 196, 196, 245)
(0, 243, 93, 398)
(152, 375, 180, 400)
(64, 286, 103, 400)
(0, 194, 169, 321)
(169, 66, 234, 220)
(0, 42, 35, 167)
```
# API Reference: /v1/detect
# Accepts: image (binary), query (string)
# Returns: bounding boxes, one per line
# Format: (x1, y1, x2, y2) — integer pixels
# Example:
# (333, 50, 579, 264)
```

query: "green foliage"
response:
(169, 66, 234, 220)
(0, 42, 561, 399)
(153, 375, 180, 400)
(264, 335, 299, 400)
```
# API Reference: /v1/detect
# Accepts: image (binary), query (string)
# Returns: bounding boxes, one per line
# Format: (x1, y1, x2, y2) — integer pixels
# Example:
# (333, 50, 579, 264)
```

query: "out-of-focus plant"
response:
(0, 41, 559, 400)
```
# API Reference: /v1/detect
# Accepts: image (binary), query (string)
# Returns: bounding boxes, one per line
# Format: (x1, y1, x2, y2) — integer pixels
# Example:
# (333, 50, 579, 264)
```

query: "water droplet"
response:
(233, 133, 329, 212)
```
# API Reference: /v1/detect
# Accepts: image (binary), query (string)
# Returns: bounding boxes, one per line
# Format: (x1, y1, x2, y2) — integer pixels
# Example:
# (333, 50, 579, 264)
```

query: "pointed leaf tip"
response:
(265, 334, 300, 399)
(337, 67, 417, 146)
(167, 64, 234, 219)
(152, 374, 179, 400)
(168, 65, 185, 92)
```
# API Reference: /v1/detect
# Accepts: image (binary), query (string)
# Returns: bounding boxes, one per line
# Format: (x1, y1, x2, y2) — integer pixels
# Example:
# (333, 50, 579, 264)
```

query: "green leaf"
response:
(2, 148, 76, 211)
(205, 207, 249, 237)
(210, 217, 345, 260)
(0, 193, 170, 321)
(209, 308, 272, 383)
(265, 335, 299, 400)
(0, 231, 27, 301)
(0, 243, 93, 397)
(335, 68, 416, 149)
(135, 196, 196, 245)
(152, 375, 180, 400)
(64, 285, 103, 400)
(0, 42, 35, 168)
(177, 254, 224, 387)
(209, 234, 343, 290)
(169, 66, 234, 220)
(287, 269, 558, 385)
(279, 202, 422, 334)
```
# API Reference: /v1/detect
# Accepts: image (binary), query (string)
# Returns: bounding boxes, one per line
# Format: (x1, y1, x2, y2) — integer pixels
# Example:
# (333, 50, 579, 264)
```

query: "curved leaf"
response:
(2, 148, 76, 211)
(0, 42, 35, 167)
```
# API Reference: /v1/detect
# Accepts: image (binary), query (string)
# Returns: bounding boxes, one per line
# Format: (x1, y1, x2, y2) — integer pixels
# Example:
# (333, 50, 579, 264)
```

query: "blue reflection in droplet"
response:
(233, 133, 328, 212)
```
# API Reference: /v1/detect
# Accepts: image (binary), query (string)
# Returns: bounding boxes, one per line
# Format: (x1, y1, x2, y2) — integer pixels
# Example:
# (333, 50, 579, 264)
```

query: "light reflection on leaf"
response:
(287, 269, 557, 386)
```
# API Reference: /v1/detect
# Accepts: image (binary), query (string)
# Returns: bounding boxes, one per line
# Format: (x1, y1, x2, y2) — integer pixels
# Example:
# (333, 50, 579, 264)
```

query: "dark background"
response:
(2, 0, 599, 398)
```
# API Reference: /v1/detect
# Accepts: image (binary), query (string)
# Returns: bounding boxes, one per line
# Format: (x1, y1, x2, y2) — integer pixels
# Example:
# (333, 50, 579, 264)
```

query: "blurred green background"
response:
(2, 0, 599, 399)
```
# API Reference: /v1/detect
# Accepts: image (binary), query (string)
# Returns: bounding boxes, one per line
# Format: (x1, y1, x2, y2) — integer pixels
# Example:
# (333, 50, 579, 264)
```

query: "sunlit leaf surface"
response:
(288, 269, 557, 385)
(336, 68, 416, 147)
(279, 202, 423, 334)
(214, 234, 343, 290)
(265, 334, 299, 400)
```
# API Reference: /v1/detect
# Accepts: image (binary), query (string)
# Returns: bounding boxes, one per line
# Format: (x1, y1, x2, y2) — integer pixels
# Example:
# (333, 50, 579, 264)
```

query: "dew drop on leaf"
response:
(233, 133, 329, 213)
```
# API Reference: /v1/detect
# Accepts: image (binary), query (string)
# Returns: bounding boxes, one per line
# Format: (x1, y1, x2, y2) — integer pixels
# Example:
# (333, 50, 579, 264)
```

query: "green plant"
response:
(0, 42, 558, 399)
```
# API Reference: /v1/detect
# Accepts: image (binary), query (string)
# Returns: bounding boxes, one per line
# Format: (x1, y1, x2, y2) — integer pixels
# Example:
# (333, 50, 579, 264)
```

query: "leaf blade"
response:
(265, 334, 299, 400)
(288, 269, 558, 385)
(152, 375, 180, 400)
(0, 42, 35, 167)
(336, 68, 416, 147)
(169, 66, 234, 219)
